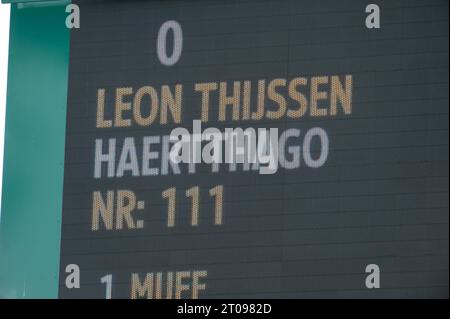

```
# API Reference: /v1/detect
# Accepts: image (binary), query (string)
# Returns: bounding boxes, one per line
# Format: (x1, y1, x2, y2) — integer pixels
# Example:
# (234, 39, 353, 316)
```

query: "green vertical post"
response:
(0, 2, 70, 298)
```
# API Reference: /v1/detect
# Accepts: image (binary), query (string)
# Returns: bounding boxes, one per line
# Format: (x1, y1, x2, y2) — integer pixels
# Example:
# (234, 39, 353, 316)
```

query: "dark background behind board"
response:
(58, 0, 449, 298)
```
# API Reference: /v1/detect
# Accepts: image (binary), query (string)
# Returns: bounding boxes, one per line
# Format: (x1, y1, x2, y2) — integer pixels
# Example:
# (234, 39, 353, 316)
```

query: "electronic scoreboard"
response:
(1, 0, 448, 299)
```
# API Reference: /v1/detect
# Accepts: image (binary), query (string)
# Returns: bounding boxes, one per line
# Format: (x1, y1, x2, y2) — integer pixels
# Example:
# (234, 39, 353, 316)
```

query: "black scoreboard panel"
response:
(58, 0, 449, 298)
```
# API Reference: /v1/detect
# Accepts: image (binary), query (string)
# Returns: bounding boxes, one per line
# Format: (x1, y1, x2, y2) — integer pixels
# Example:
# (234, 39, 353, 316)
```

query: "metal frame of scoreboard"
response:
(0, 0, 70, 298)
